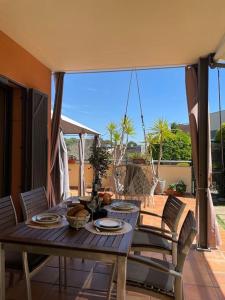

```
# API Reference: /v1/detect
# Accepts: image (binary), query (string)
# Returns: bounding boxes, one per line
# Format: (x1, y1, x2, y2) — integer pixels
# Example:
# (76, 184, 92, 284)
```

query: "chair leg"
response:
(58, 257, 62, 290)
(8, 272, 14, 287)
(172, 242, 177, 266)
(174, 277, 183, 300)
(22, 252, 32, 300)
(64, 257, 67, 288)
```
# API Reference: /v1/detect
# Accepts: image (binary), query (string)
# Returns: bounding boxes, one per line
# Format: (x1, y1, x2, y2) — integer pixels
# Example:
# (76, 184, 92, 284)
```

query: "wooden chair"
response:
(20, 187, 49, 221)
(132, 195, 186, 264)
(0, 195, 50, 300)
(20, 187, 65, 288)
(126, 210, 197, 300)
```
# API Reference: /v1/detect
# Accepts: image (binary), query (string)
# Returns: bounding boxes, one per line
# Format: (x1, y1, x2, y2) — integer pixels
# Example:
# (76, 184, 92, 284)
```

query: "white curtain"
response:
(79, 134, 86, 196)
(59, 130, 70, 200)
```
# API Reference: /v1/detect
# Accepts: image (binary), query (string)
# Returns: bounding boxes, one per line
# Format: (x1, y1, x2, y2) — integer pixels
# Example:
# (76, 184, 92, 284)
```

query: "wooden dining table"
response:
(0, 200, 139, 300)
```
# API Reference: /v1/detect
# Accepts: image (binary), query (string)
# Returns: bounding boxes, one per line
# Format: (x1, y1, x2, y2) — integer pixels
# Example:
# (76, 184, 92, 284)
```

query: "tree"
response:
(171, 122, 179, 133)
(106, 117, 135, 164)
(106, 117, 135, 193)
(89, 144, 111, 187)
(152, 129, 191, 161)
(215, 123, 225, 142)
(107, 122, 117, 148)
(150, 119, 171, 177)
(127, 141, 138, 148)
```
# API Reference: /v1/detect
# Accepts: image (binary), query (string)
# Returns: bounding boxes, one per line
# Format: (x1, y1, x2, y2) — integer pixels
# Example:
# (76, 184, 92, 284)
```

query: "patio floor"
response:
(5, 195, 225, 300)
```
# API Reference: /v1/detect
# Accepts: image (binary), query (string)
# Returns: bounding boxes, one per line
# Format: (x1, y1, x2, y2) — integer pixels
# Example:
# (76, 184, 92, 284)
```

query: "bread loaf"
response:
(67, 204, 84, 216)
(75, 209, 89, 217)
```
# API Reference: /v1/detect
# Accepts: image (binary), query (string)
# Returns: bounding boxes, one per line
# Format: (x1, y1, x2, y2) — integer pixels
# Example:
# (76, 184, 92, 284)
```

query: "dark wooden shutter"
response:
(23, 89, 48, 190)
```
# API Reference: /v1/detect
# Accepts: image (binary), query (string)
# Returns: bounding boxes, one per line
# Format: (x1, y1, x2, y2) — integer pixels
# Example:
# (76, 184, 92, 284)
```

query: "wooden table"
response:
(0, 201, 139, 300)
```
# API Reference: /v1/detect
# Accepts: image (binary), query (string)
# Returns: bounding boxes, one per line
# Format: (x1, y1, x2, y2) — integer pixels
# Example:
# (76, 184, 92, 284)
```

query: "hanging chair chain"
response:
(135, 70, 147, 151)
(121, 69, 147, 150)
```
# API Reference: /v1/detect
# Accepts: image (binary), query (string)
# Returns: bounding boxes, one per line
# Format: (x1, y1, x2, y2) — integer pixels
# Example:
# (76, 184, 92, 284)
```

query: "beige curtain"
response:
(185, 65, 221, 248)
(59, 130, 70, 200)
(49, 72, 65, 207)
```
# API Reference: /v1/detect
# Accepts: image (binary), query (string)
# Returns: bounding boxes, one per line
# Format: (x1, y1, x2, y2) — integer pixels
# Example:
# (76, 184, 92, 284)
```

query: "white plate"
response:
(32, 213, 61, 225)
(94, 218, 124, 231)
(111, 202, 135, 211)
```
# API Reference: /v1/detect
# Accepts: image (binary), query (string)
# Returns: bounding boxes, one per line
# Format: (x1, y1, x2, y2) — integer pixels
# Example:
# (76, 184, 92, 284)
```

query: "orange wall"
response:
(0, 31, 52, 214)
(0, 31, 51, 96)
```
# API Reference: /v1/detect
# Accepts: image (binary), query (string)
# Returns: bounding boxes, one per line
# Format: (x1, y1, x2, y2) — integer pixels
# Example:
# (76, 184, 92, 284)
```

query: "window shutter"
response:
(24, 89, 48, 190)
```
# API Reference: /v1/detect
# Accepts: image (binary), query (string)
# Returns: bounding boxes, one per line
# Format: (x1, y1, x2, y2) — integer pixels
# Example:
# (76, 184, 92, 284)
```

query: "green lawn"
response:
(216, 214, 225, 230)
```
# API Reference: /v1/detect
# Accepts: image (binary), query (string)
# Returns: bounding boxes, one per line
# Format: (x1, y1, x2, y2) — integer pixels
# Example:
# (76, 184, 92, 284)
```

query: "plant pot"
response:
(155, 179, 166, 195)
(166, 189, 176, 196)
(166, 189, 184, 196)
(132, 158, 146, 164)
(68, 159, 76, 164)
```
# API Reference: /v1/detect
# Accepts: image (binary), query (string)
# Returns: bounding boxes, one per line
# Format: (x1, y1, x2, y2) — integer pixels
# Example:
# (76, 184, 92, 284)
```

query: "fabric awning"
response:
(59, 114, 100, 135)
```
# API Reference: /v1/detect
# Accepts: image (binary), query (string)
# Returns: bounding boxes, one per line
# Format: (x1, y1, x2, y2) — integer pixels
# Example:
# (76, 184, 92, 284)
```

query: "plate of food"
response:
(94, 218, 124, 231)
(32, 213, 61, 225)
(110, 202, 136, 211)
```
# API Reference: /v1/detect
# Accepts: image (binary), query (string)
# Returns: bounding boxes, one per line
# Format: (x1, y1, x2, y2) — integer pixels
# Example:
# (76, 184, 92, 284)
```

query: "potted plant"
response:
(166, 183, 177, 195)
(128, 152, 146, 164)
(175, 180, 187, 195)
(89, 144, 111, 191)
(68, 155, 76, 164)
(147, 118, 171, 194)
(166, 180, 187, 196)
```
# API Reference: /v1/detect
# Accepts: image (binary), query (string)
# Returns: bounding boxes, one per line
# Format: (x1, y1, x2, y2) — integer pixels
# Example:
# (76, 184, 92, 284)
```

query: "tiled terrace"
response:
(5, 196, 225, 300)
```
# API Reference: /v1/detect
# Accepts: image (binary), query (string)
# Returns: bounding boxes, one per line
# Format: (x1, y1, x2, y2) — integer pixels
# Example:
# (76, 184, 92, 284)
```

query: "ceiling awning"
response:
(214, 34, 225, 62)
(2, 1, 225, 72)
(60, 114, 100, 135)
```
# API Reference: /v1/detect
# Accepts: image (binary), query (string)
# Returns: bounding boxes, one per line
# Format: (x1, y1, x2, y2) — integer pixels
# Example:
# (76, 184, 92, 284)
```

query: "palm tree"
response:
(150, 119, 171, 178)
(121, 117, 135, 144)
(107, 122, 117, 148)
(113, 131, 121, 145)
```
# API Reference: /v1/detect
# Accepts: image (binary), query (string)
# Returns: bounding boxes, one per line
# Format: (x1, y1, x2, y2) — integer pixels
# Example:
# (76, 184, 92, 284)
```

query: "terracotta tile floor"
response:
(5, 195, 225, 300)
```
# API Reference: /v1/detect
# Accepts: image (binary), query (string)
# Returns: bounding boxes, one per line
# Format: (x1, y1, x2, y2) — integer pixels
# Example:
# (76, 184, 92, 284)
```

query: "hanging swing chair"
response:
(110, 70, 158, 207)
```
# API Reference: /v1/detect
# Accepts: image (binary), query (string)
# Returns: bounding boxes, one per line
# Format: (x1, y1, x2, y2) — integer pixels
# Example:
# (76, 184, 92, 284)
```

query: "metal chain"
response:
(135, 70, 147, 151)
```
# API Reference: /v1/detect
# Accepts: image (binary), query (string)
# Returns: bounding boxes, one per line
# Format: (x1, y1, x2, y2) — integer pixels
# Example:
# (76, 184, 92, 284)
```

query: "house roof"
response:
(1, 1, 225, 72)
(60, 114, 100, 135)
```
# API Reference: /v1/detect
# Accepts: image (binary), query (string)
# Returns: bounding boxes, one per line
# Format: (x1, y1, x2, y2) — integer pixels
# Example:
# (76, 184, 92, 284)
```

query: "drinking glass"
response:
(87, 199, 97, 223)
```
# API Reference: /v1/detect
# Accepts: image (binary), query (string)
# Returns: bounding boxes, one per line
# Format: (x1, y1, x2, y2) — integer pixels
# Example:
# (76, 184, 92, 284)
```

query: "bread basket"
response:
(66, 208, 90, 229)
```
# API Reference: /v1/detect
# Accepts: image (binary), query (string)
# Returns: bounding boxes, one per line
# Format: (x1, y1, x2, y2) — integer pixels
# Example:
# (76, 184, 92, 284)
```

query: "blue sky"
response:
(55, 67, 225, 143)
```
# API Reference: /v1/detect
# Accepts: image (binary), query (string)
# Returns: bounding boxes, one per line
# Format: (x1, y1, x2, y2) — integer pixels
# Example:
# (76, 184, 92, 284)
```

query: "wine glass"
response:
(87, 199, 97, 223)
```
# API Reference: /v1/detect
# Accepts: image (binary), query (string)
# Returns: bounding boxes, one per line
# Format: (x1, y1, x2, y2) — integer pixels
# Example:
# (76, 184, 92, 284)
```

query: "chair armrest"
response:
(139, 211, 162, 218)
(128, 254, 181, 277)
(136, 228, 178, 243)
(139, 224, 173, 235)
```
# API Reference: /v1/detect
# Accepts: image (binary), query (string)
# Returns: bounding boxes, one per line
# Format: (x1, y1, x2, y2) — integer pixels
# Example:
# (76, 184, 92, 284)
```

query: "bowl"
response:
(66, 210, 90, 229)
(78, 196, 92, 206)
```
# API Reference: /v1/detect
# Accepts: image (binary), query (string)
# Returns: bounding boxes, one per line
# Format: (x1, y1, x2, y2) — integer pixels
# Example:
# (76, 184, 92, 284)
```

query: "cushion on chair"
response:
(127, 256, 175, 297)
(132, 230, 172, 252)
(5, 251, 48, 272)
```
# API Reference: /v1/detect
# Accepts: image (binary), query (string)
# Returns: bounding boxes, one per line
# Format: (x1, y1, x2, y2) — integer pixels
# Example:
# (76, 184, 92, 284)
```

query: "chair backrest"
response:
(20, 187, 48, 220)
(162, 195, 186, 233)
(0, 196, 17, 231)
(176, 210, 197, 272)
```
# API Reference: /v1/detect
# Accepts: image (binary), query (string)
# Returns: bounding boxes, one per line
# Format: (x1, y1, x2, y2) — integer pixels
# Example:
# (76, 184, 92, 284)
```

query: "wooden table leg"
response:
(0, 243, 5, 300)
(117, 256, 127, 300)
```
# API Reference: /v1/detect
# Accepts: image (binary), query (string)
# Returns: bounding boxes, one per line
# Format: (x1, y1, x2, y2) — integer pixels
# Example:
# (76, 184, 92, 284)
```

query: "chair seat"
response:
(132, 230, 172, 252)
(127, 256, 175, 297)
(6, 251, 48, 272)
